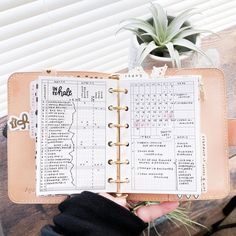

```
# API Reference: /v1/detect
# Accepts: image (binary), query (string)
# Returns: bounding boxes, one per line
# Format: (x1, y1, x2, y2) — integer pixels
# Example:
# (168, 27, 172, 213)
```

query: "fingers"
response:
(99, 193, 128, 209)
(99, 192, 179, 222)
(136, 201, 179, 222)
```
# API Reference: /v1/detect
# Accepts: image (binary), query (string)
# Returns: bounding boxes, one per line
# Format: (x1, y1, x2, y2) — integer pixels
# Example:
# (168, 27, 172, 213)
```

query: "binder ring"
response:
(108, 123, 129, 128)
(108, 178, 129, 183)
(110, 74, 120, 80)
(108, 105, 128, 111)
(108, 141, 129, 147)
(108, 88, 128, 94)
(108, 159, 129, 165)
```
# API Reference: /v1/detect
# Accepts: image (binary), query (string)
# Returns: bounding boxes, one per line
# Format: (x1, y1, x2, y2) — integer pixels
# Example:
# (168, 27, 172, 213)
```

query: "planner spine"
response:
(108, 75, 129, 193)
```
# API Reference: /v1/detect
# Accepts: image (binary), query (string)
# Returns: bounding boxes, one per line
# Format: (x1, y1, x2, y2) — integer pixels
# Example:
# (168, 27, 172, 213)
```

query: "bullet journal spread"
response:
(32, 74, 202, 196)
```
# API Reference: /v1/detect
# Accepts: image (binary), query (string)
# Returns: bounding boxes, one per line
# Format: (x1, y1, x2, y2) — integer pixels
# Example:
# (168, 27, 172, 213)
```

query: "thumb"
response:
(135, 201, 179, 222)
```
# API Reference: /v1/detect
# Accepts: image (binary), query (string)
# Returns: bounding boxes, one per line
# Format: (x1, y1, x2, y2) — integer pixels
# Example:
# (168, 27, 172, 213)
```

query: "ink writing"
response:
(52, 86, 72, 97)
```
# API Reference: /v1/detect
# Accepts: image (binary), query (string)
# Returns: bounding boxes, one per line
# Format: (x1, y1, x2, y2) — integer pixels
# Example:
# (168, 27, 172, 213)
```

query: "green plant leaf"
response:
(148, 5, 163, 41)
(154, 3, 168, 32)
(173, 38, 212, 64)
(165, 42, 176, 67)
(117, 26, 147, 42)
(176, 29, 212, 39)
(137, 41, 159, 65)
(141, 32, 160, 45)
(174, 49, 181, 68)
(136, 42, 149, 66)
(151, 221, 161, 236)
(167, 9, 198, 36)
(149, 2, 168, 42)
(165, 26, 192, 43)
(120, 18, 155, 34)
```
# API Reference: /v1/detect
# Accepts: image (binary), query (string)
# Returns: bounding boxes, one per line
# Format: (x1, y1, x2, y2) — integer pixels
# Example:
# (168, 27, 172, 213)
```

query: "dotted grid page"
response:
(119, 77, 202, 194)
(36, 76, 117, 195)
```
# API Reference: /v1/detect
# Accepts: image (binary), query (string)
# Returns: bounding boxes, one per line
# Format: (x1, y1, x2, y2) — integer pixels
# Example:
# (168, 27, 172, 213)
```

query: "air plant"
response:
(130, 201, 207, 236)
(120, 3, 212, 67)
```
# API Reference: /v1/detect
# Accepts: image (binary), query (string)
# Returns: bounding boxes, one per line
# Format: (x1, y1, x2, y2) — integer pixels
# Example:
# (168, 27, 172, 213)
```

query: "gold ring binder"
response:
(107, 77, 129, 194)
(108, 123, 129, 128)
(108, 88, 128, 94)
(107, 178, 129, 183)
(108, 105, 128, 111)
(109, 74, 120, 80)
(108, 159, 129, 165)
(108, 141, 129, 147)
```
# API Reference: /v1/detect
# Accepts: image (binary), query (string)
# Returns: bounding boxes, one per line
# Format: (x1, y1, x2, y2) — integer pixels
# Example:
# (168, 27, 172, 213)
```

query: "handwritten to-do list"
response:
(36, 75, 202, 196)
(120, 77, 201, 194)
(37, 77, 109, 195)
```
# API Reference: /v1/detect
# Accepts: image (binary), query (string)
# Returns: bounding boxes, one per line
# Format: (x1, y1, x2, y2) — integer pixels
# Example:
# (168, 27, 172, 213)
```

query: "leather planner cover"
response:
(7, 68, 230, 204)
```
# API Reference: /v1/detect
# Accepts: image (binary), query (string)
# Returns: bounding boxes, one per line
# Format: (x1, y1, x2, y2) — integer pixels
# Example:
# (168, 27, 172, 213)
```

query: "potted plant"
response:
(119, 3, 211, 68)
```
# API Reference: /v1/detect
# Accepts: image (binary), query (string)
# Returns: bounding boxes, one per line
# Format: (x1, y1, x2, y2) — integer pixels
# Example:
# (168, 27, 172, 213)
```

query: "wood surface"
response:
(0, 26, 236, 236)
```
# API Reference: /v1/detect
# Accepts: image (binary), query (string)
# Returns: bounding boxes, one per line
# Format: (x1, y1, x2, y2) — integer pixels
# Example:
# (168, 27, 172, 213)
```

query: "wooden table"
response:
(0, 26, 236, 236)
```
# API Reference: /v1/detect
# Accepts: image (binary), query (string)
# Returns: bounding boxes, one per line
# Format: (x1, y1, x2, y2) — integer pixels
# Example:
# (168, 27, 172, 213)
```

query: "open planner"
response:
(8, 69, 230, 203)
(34, 75, 201, 196)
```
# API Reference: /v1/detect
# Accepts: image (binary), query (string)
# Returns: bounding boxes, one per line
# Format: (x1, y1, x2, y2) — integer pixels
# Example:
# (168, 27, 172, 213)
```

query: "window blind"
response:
(1, 0, 236, 117)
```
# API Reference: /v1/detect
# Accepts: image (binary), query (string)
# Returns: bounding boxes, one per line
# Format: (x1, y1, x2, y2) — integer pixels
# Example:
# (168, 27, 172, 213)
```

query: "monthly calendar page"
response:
(36, 76, 117, 195)
(120, 77, 201, 194)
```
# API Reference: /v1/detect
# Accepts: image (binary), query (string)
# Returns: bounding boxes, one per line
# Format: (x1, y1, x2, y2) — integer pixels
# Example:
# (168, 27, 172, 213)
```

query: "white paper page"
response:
(36, 76, 117, 195)
(119, 71, 150, 193)
(119, 77, 201, 194)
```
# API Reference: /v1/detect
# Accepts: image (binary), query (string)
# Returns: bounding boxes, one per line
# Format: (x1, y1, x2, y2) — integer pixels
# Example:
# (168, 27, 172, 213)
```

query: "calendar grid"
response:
(129, 80, 198, 192)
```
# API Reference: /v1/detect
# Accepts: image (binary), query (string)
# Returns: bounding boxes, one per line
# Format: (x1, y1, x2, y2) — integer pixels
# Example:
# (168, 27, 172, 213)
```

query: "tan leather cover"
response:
(228, 119, 236, 146)
(8, 69, 230, 203)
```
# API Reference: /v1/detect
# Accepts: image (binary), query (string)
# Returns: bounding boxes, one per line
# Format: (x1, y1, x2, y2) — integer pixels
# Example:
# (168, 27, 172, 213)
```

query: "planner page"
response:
(119, 76, 201, 194)
(36, 76, 117, 195)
